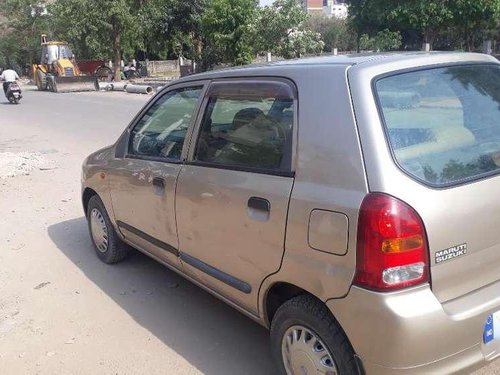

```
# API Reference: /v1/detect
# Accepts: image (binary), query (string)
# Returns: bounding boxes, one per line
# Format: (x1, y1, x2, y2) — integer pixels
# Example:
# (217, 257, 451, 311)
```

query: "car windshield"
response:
(376, 64, 500, 186)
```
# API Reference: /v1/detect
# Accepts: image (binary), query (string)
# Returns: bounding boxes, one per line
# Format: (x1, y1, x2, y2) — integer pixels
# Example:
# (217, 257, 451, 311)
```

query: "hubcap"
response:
(90, 208, 108, 253)
(282, 325, 338, 375)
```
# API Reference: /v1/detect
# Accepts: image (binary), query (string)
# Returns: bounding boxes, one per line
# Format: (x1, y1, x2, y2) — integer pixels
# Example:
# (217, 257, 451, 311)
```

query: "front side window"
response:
(195, 81, 295, 172)
(59, 45, 73, 59)
(130, 86, 202, 160)
(376, 64, 500, 186)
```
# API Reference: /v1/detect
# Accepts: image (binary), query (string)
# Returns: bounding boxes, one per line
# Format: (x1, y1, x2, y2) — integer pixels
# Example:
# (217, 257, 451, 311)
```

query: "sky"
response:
(259, 0, 275, 6)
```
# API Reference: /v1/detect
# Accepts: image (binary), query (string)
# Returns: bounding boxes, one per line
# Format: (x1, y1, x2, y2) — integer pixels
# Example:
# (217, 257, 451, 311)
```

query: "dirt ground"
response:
(0, 88, 274, 375)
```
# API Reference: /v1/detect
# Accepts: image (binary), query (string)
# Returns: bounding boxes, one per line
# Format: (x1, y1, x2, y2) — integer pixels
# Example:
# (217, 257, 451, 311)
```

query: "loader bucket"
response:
(51, 76, 98, 93)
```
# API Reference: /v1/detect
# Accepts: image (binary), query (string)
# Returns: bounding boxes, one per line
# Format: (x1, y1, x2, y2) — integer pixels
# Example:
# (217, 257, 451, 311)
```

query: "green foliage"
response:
(349, 0, 500, 51)
(347, 0, 387, 50)
(387, 0, 453, 45)
(3, 0, 500, 72)
(359, 29, 402, 51)
(306, 16, 357, 52)
(450, 0, 500, 51)
(50, 0, 138, 60)
(48, 0, 140, 80)
(137, 0, 207, 60)
(0, 0, 51, 68)
(255, 0, 324, 59)
(199, 0, 257, 70)
(136, 0, 168, 59)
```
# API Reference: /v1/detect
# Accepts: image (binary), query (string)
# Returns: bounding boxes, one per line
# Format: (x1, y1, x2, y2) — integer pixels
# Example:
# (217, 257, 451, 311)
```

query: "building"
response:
(302, 0, 324, 15)
(301, 0, 349, 18)
(323, 0, 348, 19)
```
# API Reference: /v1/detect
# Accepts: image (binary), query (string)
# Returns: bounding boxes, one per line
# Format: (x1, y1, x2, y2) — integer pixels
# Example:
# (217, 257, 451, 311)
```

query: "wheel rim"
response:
(282, 325, 338, 375)
(90, 208, 108, 253)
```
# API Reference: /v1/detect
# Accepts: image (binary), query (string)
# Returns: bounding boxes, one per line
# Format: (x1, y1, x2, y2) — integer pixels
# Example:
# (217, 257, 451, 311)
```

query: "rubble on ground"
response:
(0, 152, 56, 178)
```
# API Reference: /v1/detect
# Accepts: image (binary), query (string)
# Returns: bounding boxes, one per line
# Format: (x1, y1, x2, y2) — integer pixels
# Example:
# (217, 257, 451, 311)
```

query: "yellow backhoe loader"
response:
(32, 35, 98, 93)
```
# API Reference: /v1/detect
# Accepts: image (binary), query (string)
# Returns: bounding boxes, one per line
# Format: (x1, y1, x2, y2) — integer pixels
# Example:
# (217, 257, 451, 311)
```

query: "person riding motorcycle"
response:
(1, 68, 20, 94)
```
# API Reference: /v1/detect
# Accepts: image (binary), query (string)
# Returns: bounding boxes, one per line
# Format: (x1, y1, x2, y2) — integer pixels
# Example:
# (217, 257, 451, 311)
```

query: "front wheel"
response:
(270, 295, 359, 375)
(86, 195, 129, 264)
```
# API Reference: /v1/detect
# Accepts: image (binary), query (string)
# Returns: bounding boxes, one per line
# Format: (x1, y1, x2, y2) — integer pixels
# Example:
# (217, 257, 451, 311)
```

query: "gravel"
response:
(0, 152, 56, 178)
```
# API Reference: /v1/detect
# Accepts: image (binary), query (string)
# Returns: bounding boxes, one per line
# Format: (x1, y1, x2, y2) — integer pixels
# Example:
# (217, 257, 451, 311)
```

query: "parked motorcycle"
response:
(5, 82, 22, 104)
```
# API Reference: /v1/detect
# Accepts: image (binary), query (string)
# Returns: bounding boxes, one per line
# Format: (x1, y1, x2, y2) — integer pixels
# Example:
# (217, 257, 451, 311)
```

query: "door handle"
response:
(248, 197, 270, 212)
(152, 176, 165, 196)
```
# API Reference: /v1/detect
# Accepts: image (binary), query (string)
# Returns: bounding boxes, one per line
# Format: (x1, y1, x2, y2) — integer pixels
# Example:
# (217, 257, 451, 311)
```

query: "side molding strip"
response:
(180, 252, 252, 294)
(116, 221, 179, 256)
(115, 221, 251, 294)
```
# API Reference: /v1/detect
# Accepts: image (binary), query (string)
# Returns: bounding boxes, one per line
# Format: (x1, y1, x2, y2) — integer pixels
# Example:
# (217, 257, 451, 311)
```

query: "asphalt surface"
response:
(0, 87, 498, 374)
(0, 87, 274, 375)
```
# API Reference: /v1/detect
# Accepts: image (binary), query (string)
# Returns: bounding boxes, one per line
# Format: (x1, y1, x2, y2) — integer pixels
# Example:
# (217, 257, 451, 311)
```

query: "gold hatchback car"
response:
(82, 52, 500, 374)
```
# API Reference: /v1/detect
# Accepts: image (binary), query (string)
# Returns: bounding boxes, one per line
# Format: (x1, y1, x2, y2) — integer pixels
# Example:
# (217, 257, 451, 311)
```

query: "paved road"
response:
(0, 88, 274, 375)
(0, 87, 498, 374)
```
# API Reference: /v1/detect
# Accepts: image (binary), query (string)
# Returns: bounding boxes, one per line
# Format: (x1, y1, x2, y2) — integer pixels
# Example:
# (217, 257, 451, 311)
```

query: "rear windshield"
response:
(376, 64, 500, 186)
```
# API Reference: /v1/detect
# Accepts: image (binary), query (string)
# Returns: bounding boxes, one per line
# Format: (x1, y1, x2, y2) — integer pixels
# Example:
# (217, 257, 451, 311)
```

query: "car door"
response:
(109, 83, 205, 267)
(175, 79, 297, 314)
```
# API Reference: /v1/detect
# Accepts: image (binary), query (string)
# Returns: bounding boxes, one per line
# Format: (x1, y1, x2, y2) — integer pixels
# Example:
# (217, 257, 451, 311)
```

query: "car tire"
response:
(270, 295, 359, 375)
(86, 195, 129, 264)
(36, 69, 47, 91)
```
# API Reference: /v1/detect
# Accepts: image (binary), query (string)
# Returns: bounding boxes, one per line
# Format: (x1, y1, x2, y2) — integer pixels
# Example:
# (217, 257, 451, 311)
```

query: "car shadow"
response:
(48, 217, 275, 375)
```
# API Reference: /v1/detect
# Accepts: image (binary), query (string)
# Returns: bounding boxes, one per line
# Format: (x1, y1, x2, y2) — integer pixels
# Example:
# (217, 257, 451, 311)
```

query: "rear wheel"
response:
(35, 69, 47, 91)
(95, 66, 112, 82)
(86, 195, 129, 264)
(270, 295, 359, 375)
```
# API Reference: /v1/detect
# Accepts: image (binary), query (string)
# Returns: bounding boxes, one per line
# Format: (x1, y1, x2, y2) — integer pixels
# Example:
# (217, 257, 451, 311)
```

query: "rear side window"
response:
(376, 64, 500, 186)
(194, 80, 295, 173)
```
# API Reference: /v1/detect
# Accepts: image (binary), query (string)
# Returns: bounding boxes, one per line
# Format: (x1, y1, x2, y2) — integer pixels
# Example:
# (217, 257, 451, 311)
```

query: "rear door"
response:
(373, 63, 500, 302)
(108, 83, 205, 266)
(175, 79, 297, 313)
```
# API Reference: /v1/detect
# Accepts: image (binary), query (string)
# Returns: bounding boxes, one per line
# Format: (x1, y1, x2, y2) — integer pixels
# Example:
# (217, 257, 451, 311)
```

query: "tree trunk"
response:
(423, 29, 435, 50)
(112, 29, 121, 82)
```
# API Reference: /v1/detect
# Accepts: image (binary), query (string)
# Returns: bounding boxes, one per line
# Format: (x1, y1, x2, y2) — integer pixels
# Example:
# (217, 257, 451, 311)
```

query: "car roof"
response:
(176, 52, 498, 83)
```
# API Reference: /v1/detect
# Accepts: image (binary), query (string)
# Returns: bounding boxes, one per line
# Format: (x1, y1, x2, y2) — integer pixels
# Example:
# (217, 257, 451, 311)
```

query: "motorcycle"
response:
(5, 82, 22, 104)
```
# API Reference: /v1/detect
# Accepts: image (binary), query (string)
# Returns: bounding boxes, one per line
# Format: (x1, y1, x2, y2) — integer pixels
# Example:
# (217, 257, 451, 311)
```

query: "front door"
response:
(175, 79, 297, 313)
(109, 84, 204, 266)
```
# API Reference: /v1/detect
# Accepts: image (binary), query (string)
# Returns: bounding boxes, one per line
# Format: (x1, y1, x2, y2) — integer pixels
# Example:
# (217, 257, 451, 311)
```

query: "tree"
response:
(255, 0, 324, 59)
(348, 0, 387, 51)
(136, 0, 169, 59)
(359, 29, 402, 51)
(200, 0, 257, 70)
(0, 0, 51, 68)
(386, 0, 453, 48)
(50, 0, 138, 81)
(306, 15, 357, 52)
(136, 0, 208, 63)
(450, 0, 500, 51)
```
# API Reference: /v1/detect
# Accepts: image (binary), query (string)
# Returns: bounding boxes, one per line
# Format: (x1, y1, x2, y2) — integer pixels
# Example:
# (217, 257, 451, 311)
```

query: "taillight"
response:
(354, 193, 429, 291)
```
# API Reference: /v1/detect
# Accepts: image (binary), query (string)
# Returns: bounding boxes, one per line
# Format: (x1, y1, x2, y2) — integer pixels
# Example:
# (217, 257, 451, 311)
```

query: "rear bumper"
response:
(327, 284, 500, 374)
